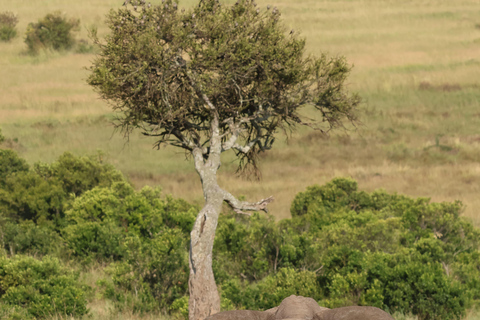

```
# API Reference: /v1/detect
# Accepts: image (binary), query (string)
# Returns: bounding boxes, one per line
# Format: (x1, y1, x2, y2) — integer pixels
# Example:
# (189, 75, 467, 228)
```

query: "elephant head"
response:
(272, 295, 330, 320)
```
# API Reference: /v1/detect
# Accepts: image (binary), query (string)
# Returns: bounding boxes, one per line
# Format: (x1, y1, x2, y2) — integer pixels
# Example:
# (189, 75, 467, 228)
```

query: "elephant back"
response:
(313, 306, 395, 320)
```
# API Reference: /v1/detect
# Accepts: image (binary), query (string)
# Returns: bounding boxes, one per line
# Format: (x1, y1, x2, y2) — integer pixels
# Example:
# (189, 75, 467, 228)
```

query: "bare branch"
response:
(221, 118, 242, 152)
(223, 190, 274, 215)
(184, 68, 216, 111)
(171, 128, 199, 151)
(221, 111, 273, 153)
(231, 140, 257, 154)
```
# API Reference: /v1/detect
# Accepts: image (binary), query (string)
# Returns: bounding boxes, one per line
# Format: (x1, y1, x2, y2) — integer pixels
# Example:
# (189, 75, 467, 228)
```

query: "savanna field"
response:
(0, 0, 480, 319)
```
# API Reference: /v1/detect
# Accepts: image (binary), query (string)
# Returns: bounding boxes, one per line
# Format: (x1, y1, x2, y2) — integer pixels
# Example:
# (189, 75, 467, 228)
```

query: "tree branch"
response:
(231, 140, 257, 154)
(192, 146, 206, 170)
(171, 128, 199, 151)
(220, 110, 273, 153)
(223, 190, 274, 215)
(183, 67, 223, 164)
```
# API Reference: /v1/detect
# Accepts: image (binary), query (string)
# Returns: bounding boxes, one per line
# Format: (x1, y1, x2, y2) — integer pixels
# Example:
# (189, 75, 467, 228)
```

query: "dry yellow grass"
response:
(0, 0, 479, 227)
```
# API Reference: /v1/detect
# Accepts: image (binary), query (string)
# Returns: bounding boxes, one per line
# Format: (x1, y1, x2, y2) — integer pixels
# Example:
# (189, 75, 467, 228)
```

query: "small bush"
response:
(0, 255, 89, 319)
(0, 220, 61, 256)
(0, 151, 126, 225)
(0, 149, 29, 186)
(0, 170, 65, 222)
(101, 229, 189, 313)
(0, 11, 18, 42)
(25, 11, 79, 54)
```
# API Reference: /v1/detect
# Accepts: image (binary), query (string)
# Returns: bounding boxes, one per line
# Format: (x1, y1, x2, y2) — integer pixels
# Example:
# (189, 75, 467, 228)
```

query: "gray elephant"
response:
(205, 295, 328, 320)
(314, 306, 395, 320)
(205, 295, 394, 320)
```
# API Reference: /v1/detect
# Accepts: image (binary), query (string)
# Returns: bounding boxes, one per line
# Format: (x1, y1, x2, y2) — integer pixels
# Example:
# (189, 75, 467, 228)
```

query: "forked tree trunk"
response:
(188, 110, 273, 320)
(189, 194, 222, 317)
(189, 163, 222, 320)
(188, 171, 274, 320)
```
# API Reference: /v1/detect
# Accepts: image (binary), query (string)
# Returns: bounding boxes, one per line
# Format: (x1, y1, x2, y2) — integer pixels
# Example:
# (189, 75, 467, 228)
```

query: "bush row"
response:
(0, 10, 93, 54)
(0, 144, 479, 319)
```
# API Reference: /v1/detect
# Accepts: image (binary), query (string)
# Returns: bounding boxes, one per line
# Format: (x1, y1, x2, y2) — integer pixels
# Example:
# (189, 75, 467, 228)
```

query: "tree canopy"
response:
(88, 0, 360, 174)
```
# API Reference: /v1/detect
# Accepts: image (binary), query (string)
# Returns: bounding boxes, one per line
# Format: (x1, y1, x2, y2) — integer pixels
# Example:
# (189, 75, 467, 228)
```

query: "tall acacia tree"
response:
(88, 0, 360, 319)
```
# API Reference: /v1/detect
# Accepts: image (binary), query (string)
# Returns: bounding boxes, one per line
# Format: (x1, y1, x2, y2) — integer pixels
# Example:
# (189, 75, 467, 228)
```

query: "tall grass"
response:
(0, 0, 479, 226)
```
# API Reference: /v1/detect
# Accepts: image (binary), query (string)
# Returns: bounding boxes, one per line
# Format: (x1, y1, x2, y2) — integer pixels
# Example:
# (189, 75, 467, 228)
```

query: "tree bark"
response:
(188, 132, 223, 319)
(188, 170, 223, 320)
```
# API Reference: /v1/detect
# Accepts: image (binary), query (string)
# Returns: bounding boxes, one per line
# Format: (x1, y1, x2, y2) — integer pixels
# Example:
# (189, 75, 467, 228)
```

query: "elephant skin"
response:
(205, 295, 329, 320)
(204, 296, 395, 320)
(314, 306, 395, 320)
(205, 310, 270, 320)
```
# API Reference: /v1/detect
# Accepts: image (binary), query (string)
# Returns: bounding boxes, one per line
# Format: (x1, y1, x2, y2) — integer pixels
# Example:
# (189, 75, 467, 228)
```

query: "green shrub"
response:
(63, 181, 196, 263)
(0, 151, 126, 225)
(170, 295, 189, 319)
(0, 11, 18, 42)
(0, 255, 89, 319)
(35, 151, 126, 197)
(214, 213, 280, 282)
(0, 149, 29, 187)
(25, 11, 79, 54)
(1, 146, 477, 320)
(251, 268, 320, 310)
(0, 303, 33, 320)
(286, 178, 478, 319)
(0, 170, 65, 222)
(63, 220, 126, 263)
(0, 220, 61, 256)
(452, 251, 480, 301)
(102, 229, 189, 313)
(314, 247, 469, 319)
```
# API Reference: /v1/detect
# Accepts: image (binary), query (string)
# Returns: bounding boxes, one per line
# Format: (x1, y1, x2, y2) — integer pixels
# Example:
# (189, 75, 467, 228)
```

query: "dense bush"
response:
(0, 148, 479, 319)
(221, 267, 321, 311)
(0, 255, 89, 319)
(102, 229, 189, 313)
(0, 151, 125, 226)
(209, 178, 479, 319)
(0, 149, 29, 186)
(0, 11, 18, 42)
(286, 178, 478, 319)
(25, 11, 79, 54)
(0, 220, 61, 256)
(66, 182, 196, 311)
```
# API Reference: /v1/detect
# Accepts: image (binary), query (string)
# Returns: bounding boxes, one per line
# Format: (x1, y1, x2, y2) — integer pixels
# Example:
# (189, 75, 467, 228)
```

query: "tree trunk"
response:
(187, 113, 273, 319)
(189, 165, 223, 320)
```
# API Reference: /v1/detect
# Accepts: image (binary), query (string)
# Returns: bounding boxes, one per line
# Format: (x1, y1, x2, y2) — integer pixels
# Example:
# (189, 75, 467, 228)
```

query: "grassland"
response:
(1, 1, 480, 317)
(1, 0, 480, 225)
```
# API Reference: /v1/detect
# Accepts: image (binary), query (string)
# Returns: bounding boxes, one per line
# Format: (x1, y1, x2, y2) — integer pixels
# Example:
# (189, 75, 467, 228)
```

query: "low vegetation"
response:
(0, 11, 18, 42)
(24, 11, 79, 54)
(0, 148, 479, 320)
